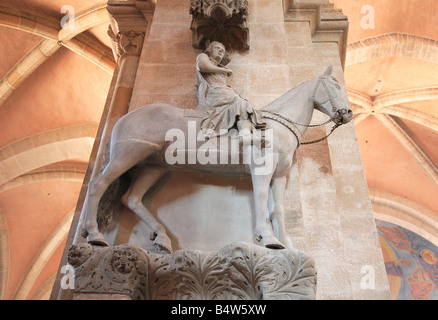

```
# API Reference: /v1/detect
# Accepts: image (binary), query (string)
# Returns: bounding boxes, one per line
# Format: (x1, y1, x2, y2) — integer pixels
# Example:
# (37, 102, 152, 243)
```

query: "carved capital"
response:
(190, 0, 249, 51)
(108, 28, 146, 58)
(68, 242, 317, 300)
(106, 1, 154, 62)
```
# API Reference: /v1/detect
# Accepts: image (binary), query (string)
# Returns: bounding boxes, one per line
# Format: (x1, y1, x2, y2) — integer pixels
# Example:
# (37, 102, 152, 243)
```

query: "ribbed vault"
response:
(333, 0, 438, 257)
(0, 0, 114, 300)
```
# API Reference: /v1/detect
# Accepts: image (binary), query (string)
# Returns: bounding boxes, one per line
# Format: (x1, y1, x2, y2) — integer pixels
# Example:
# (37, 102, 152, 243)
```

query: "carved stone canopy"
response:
(190, 0, 249, 51)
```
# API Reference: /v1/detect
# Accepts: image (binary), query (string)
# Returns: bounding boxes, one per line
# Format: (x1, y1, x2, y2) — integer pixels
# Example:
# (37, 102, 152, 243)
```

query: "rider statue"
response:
(196, 41, 267, 145)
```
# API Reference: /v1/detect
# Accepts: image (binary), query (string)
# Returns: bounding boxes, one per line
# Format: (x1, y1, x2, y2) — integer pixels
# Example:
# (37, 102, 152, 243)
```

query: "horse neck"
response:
(262, 79, 316, 131)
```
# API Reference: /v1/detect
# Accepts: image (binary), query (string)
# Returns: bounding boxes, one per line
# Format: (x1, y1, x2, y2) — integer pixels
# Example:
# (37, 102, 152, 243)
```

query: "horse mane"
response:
(260, 77, 316, 113)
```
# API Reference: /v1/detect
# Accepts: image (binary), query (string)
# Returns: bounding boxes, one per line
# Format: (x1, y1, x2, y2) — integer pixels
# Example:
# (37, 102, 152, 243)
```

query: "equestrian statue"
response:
(81, 41, 353, 254)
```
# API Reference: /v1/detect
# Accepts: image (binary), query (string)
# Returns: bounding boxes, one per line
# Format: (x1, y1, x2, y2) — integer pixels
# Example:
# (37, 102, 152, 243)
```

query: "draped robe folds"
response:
(196, 54, 266, 137)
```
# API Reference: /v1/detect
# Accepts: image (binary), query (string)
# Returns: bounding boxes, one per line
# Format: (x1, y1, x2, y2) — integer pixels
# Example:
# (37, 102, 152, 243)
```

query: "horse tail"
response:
(79, 176, 126, 238)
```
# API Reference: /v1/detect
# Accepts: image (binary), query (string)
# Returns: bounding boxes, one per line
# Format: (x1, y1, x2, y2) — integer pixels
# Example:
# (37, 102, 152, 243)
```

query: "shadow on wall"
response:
(377, 220, 438, 300)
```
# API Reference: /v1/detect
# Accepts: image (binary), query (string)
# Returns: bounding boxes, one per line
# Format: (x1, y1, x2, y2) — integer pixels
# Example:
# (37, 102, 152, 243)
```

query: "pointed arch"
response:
(0, 124, 98, 186)
(0, 3, 114, 107)
(346, 33, 438, 67)
(12, 209, 74, 300)
(371, 188, 438, 246)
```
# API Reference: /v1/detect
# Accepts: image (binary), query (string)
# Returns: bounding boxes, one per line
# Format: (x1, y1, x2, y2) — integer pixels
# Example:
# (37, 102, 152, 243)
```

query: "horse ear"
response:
(324, 65, 333, 76)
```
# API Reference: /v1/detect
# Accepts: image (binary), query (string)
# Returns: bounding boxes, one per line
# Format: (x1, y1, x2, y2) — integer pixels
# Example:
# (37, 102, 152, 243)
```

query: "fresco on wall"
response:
(376, 220, 438, 300)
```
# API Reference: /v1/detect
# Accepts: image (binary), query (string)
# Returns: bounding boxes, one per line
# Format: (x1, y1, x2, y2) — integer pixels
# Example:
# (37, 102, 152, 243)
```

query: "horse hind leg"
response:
(121, 166, 172, 254)
(82, 164, 126, 246)
(82, 141, 160, 246)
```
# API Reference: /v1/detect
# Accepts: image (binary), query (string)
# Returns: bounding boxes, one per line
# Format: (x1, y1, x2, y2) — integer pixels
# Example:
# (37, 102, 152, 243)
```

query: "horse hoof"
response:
(88, 239, 109, 247)
(153, 234, 172, 254)
(255, 232, 285, 250)
(87, 232, 109, 247)
(265, 242, 285, 250)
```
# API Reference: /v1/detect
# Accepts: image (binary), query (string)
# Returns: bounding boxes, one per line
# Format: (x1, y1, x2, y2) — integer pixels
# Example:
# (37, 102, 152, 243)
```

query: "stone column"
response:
(50, 0, 155, 300)
(91, 0, 153, 178)
(283, 0, 390, 299)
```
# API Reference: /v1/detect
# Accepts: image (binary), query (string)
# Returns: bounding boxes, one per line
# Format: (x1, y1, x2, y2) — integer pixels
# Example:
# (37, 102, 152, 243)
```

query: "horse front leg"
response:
(270, 176, 293, 248)
(249, 147, 284, 249)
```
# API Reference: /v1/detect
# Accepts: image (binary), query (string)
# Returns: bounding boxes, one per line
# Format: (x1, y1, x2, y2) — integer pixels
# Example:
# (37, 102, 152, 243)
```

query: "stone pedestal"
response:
(68, 242, 316, 300)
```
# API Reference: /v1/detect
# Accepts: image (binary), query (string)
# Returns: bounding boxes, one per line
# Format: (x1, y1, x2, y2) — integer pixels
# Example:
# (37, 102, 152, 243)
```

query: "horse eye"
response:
(334, 84, 341, 89)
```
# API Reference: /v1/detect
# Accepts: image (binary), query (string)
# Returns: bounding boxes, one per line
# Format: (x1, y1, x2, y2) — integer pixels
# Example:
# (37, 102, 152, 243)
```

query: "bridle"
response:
(261, 75, 348, 147)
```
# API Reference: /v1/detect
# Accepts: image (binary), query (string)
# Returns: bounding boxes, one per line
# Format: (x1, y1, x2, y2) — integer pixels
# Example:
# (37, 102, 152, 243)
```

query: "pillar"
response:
(50, 0, 155, 300)
(283, 0, 390, 299)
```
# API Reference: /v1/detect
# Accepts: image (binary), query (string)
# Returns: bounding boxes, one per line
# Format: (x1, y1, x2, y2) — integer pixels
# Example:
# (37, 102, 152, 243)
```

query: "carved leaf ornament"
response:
(68, 242, 317, 300)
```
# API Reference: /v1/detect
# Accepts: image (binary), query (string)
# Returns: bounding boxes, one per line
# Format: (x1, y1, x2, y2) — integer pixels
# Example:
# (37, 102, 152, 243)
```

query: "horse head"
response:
(312, 66, 353, 125)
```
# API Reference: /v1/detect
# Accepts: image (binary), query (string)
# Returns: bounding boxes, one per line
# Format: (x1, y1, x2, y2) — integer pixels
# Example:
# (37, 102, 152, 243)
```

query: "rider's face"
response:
(211, 44, 225, 62)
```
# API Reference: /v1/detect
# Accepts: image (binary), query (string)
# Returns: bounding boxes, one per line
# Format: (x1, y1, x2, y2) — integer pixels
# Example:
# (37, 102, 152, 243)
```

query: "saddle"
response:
(183, 108, 207, 119)
(183, 108, 269, 148)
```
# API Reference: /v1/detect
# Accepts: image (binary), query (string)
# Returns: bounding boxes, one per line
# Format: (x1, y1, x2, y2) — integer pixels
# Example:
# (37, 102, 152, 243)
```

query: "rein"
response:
(261, 110, 342, 147)
(261, 76, 344, 147)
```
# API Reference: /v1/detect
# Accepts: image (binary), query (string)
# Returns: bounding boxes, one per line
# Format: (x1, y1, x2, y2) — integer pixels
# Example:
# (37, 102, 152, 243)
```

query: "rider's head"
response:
(204, 41, 230, 66)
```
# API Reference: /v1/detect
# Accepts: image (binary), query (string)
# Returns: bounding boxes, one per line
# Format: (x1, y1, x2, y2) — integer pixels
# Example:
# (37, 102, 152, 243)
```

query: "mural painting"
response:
(377, 220, 438, 300)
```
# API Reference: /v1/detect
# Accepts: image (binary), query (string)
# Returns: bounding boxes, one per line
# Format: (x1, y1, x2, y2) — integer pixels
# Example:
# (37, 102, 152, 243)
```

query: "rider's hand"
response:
(222, 67, 233, 77)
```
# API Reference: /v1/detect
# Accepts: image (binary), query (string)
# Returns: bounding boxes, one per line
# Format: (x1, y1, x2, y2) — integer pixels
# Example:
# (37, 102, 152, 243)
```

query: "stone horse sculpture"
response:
(81, 66, 353, 253)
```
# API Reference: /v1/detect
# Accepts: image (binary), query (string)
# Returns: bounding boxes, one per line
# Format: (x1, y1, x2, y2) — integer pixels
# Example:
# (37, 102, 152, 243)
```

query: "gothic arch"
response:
(0, 3, 115, 107)
(0, 124, 97, 186)
(0, 169, 86, 193)
(12, 209, 74, 300)
(344, 30, 438, 249)
(370, 188, 438, 246)
(349, 88, 438, 131)
(346, 33, 438, 67)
